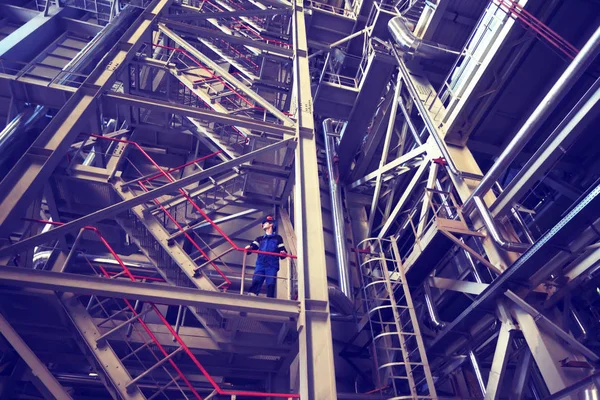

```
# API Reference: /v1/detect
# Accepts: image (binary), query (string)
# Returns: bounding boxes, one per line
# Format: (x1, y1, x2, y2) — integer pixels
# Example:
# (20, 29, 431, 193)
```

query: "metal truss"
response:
(0, 0, 336, 397)
(1, 0, 600, 398)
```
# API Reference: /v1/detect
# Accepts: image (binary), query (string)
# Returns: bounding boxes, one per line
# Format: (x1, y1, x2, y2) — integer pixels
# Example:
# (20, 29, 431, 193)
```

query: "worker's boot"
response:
(266, 284, 276, 298)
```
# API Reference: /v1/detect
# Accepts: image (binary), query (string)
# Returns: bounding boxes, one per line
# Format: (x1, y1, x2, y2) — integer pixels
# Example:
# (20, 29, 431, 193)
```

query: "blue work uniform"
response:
(247, 233, 286, 297)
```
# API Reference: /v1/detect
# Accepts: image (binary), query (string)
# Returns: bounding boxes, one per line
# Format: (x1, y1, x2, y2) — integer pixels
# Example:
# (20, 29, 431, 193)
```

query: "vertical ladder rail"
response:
(358, 237, 438, 399)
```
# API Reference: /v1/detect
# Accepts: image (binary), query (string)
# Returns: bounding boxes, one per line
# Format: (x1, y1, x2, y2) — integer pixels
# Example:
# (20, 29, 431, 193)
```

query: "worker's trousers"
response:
(249, 264, 278, 298)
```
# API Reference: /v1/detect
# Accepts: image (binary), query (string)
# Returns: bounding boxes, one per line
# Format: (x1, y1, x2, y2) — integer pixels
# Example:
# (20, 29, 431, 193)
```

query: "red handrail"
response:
(26, 219, 299, 398)
(89, 134, 296, 259)
(90, 134, 234, 288)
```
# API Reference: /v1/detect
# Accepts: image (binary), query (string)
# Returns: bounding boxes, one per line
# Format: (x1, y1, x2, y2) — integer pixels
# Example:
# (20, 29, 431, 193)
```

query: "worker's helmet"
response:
(262, 215, 277, 231)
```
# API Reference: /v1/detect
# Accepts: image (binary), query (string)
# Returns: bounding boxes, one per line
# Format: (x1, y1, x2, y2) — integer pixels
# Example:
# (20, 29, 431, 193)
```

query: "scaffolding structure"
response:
(0, 0, 599, 398)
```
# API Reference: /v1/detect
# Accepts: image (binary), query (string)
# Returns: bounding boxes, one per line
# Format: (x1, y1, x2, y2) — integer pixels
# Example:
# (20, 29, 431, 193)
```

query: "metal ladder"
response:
(358, 237, 437, 400)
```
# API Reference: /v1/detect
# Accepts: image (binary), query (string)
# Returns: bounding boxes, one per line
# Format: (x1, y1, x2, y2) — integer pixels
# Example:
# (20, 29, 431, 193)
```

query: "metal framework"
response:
(0, 0, 599, 398)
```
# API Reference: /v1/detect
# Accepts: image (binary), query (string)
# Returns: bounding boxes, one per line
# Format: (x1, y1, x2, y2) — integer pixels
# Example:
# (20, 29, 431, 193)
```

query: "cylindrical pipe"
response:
(468, 350, 487, 397)
(323, 119, 353, 301)
(473, 196, 530, 253)
(423, 281, 446, 329)
(569, 307, 588, 340)
(0, 106, 48, 178)
(394, 52, 461, 177)
(494, 182, 535, 244)
(463, 25, 600, 213)
(388, 16, 460, 60)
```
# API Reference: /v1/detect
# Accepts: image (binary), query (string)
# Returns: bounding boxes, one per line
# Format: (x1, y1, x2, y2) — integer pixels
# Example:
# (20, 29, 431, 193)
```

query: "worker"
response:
(245, 215, 287, 298)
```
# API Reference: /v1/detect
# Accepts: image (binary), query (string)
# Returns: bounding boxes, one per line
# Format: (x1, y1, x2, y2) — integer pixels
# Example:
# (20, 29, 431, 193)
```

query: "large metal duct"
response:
(323, 119, 354, 301)
(388, 16, 459, 60)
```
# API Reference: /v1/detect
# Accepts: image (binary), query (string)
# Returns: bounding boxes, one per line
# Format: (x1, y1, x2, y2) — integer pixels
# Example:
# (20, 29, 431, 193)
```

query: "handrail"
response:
(30, 217, 300, 398)
(90, 134, 297, 262)
(90, 134, 234, 288)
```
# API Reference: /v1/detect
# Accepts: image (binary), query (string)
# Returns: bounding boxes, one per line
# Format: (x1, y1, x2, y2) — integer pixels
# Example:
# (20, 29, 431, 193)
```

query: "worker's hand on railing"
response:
(280, 250, 286, 260)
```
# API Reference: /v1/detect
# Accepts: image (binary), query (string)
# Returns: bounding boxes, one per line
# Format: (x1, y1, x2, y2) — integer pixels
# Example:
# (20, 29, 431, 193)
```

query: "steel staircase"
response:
(198, 37, 260, 81)
(358, 237, 437, 400)
(112, 183, 230, 340)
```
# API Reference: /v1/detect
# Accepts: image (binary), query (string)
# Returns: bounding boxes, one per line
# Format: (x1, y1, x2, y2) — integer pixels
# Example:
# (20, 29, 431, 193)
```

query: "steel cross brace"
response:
(0, 312, 73, 400)
(0, 138, 295, 258)
(0, 0, 173, 239)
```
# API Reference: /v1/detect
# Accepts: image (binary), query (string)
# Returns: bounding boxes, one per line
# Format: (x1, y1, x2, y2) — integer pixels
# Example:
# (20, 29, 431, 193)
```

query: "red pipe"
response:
(492, 0, 578, 59)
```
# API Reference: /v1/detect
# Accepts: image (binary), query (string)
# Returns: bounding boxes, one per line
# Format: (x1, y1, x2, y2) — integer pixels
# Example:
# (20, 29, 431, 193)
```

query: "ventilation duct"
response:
(388, 16, 459, 60)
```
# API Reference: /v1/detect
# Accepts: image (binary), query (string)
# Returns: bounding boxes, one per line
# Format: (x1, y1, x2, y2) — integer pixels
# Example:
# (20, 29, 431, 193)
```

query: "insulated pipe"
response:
(473, 196, 530, 253)
(393, 50, 461, 177)
(423, 281, 445, 329)
(323, 119, 354, 301)
(0, 106, 48, 178)
(468, 350, 487, 397)
(388, 16, 460, 60)
(569, 308, 588, 340)
(328, 285, 354, 315)
(463, 25, 600, 213)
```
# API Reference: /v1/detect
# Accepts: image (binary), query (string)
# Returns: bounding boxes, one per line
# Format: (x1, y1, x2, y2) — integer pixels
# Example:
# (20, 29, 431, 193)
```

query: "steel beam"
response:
(484, 304, 516, 400)
(511, 348, 533, 400)
(0, 0, 172, 240)
(103, 93, 295, 136)
(0, 138, 293, 257)
(163, 19, 294, 57)
(429, 277, 488, 295)
(349, 143, 428, 189)
(0, 266, 300, 318)
(167, 7, 291, 20)
(365, 76, 401, 235)
(0, 312, 73, 400)
(512, 306, 583, 400)
(505, 290, 599, 362)
(378, 160, 429, 238)
(291, 0, 337, 397)
(59, 293, 146, 400)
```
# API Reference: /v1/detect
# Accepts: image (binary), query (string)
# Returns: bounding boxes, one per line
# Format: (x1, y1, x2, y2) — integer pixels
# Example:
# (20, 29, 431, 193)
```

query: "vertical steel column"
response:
(291, 0, 337, 398)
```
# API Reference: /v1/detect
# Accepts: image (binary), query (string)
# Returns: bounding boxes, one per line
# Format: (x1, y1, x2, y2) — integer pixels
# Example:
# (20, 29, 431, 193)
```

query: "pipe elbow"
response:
(473, 196, 530, 253)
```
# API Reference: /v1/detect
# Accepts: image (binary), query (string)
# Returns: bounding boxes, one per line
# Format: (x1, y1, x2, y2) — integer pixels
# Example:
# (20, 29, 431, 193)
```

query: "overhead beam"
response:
(0, 312, 73, 400)
(103, 92, 296, 136)
(0, 266, 300, 318)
